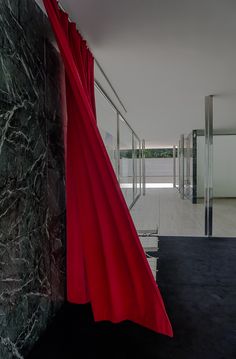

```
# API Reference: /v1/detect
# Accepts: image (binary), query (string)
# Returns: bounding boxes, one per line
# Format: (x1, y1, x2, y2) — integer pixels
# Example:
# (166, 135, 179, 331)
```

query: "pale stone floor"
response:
(131, 187, 236, 238)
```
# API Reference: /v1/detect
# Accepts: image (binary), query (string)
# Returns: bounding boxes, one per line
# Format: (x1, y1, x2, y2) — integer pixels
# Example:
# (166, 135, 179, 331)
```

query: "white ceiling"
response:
(37, 0, 236, 147)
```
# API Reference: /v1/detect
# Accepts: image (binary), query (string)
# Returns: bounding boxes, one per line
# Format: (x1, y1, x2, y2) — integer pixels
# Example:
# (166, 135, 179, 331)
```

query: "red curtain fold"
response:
(43, 0, 173, 337)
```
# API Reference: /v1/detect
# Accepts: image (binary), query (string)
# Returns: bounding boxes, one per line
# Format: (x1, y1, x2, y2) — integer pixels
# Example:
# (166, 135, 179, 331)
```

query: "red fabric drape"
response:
(43, 0, 173, 336)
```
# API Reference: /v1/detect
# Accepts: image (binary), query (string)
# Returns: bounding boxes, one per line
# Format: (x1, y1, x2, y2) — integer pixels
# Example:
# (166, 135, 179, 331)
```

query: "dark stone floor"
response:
(27, 237, 236, 359)
(155, 236, 236, 359)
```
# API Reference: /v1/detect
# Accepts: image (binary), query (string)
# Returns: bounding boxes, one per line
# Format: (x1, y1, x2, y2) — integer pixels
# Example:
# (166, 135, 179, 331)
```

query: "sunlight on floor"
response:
(120, 183, 174, 188)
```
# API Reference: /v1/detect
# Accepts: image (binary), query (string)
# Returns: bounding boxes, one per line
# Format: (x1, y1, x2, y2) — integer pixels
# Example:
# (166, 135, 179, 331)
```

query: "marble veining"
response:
(0, 0, 65, 357)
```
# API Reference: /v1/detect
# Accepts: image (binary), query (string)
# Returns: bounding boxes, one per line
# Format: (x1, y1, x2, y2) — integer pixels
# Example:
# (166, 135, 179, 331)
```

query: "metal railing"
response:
(95, 81, 144, 209)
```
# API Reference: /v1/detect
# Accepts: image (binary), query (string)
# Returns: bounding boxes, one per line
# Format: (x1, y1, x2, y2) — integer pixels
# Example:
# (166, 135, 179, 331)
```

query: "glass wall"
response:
(95, 88, 118, 174)
(95, 86, 142, 209)
(178, 135, 185, 199)
(184, 133, 193, 200)
(119, 117, 134, 207)
(178, 132, 195, 203)
(175, 132, 205, 236)
(189, 130, 236, 237)
(212, 134, 236, 237)
(133, 134, 141, 198)
(179, 127, 236, 237)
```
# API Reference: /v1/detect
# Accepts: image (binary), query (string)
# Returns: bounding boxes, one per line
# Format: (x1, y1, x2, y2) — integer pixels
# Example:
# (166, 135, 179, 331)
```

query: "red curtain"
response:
(43, 0, 173, 337)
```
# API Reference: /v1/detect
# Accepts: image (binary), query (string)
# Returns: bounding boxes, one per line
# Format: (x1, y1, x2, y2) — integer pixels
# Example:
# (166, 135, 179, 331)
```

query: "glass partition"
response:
(191, 130, 236, 237)
(119, 117, 134, 207)
(95, 88, 118, 174)
(95, 86, 142, 210)
(133, 134, 141, 199)
(179, 135, 185, 199)
(156, 132, 204, 237)
(212, 133, 236, 237)
(184, 133, 193, 200)
(137, 138, 142, 195)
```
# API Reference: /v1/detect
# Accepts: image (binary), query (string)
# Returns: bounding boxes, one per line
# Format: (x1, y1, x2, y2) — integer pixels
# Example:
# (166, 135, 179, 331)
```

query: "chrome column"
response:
(204, 95, 213, 237)
(179, 134, 185, 199)
(139, 139, 142, 195)
(132, 133, 135, 201)
(142, 139, 146, 195)
(178, 143, 180, 191)
(173, 145, 177, 188)
(116, 112, 120, 182)
(186, 135, 191, 198)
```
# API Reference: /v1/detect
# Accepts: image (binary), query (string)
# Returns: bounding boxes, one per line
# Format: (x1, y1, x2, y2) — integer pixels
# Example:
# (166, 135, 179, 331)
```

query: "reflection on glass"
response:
(212, 134, 236, 237)
(95, 88, 118, 174)
(179, 135, 184, 199)
(133, 135, 141, 199)
(95, 88, 142, 210)
(119, 116, 133, 207)
(184, 134, 193, 200)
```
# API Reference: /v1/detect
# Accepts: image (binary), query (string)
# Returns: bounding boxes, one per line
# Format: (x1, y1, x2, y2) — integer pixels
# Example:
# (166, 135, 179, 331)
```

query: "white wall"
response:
(146, 158, 173, 177)
(120, 158, 173, 177)
(197, 135, 236, 197)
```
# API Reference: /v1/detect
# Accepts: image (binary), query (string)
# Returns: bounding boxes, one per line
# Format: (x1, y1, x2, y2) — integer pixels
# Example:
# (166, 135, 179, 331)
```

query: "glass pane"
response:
(184, 135, 192, 200)
(176, 145, 180, 189)
(179, 135, 184, 198)
(133, 135, 139, 199)
(95, 88, 118, 175)
(156, 134, 205, 236)
(191, 132, 206, 235)
(212, 134, 236, 237)
(119, 116, 133, 207)
(137, 139, 142, 195)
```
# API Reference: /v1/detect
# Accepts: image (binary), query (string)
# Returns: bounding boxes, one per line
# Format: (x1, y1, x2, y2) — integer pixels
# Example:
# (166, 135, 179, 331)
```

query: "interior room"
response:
(0, 0, 235, 358)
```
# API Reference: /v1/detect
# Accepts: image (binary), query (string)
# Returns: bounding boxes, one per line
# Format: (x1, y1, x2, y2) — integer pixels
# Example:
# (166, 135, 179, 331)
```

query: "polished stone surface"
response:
(27, 237, 236, 359)
(0, 0, 65, 357)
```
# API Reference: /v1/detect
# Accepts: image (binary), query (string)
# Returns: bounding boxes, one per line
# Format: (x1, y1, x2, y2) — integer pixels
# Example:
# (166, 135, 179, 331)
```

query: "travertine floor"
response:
(131, 188, 236, 237)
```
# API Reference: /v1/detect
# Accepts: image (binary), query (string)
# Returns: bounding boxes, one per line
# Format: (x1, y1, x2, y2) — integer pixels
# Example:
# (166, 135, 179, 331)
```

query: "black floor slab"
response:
(27, 237, 236, 359)
(155, 236, 236, 359)
(27, 303, 163, 359)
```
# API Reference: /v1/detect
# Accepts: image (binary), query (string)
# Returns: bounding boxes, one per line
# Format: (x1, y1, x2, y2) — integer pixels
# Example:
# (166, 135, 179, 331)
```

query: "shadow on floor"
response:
(27, 236, 236, 359)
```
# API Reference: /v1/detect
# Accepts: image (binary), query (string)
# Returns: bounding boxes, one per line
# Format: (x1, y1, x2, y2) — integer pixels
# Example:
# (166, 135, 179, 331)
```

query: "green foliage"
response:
(120, 148, 175, 158)
(144, 148, 174, 158)
(120, 149, 133, 158)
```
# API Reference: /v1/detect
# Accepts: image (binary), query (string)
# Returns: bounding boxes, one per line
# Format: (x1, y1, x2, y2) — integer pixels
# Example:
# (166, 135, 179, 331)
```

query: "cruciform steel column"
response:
(142, 140, 146, 196)
(204, 95, 213, 237)
(179, 135, 185, 199)
(173, 145, 177, 188)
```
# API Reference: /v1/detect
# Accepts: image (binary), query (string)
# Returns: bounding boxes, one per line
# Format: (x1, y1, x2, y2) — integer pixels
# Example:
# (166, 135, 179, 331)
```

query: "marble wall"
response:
(0, 0, 66, 357)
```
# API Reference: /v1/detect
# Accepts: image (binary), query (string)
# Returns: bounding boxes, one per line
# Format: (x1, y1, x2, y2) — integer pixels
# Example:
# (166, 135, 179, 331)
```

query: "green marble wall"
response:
(0, 0, 66, 357)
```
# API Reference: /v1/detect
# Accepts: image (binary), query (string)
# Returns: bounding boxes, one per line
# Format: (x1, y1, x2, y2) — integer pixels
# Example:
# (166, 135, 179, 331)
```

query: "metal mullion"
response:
(139, 139, 142, 195)
(116, 112, 120, 182)
(180, 134, 185, 199)
(173, 145, 176, 188)
(142, 140, 146, 196)
(132, 132, 135, 203)
(177, 145, 180, 189)
(204, 95, 213, 237)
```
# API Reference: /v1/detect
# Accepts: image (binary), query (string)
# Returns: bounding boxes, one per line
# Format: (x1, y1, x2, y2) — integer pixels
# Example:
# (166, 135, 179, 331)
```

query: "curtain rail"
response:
(57, 1, 127, 114)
